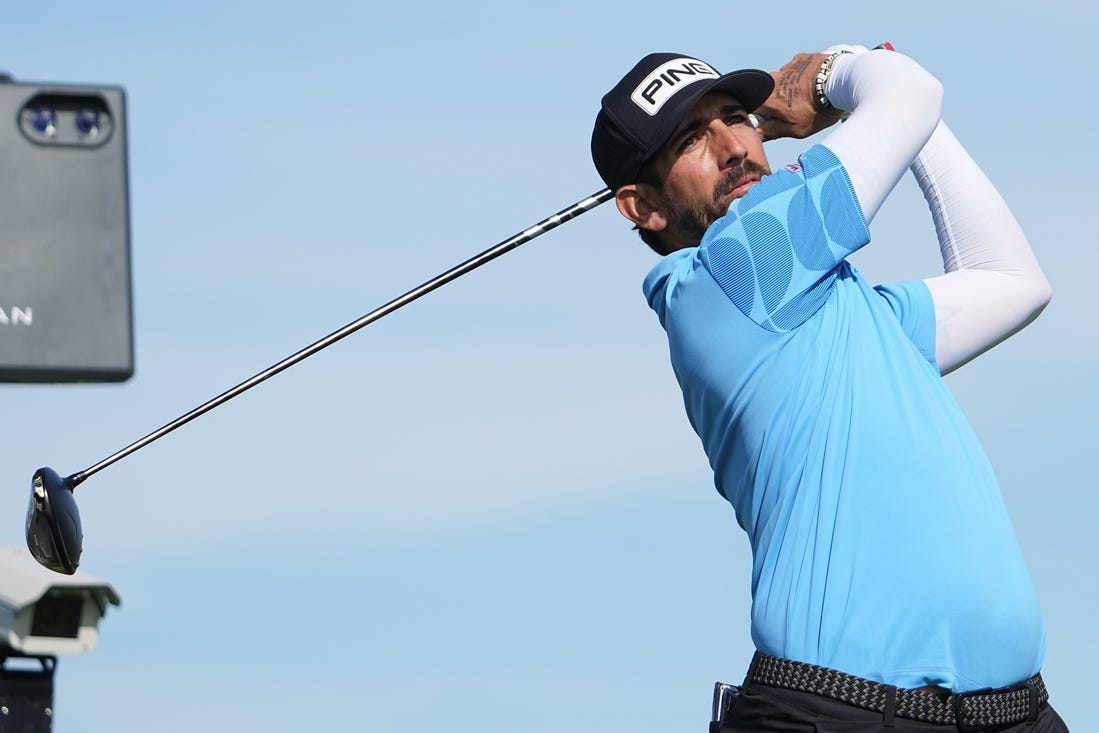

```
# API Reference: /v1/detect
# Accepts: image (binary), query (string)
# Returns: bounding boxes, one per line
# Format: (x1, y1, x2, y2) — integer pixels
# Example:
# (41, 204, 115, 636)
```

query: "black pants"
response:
(720, 682, 1071, 732)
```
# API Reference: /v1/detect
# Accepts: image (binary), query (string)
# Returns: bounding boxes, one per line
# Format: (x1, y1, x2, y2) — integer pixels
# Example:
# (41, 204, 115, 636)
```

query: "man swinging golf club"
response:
(591, 45, 1068, 731)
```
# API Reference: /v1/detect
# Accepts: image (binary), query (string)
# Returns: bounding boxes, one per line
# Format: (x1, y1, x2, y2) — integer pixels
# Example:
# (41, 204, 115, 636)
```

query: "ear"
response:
(615, 184, 668, 233)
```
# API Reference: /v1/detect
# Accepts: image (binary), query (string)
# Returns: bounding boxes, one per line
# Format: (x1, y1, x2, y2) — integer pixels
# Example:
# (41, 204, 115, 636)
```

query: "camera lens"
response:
(29, 107, 57, 136)
(75, 109, 101, 137)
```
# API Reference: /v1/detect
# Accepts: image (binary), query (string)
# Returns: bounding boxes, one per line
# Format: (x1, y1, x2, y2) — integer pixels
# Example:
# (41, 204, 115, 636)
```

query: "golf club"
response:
(26, 187, 614, 575)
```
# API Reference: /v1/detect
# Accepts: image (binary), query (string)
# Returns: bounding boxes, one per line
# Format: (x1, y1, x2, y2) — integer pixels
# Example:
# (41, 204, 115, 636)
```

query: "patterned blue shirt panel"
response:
(700, 145, 871, 333)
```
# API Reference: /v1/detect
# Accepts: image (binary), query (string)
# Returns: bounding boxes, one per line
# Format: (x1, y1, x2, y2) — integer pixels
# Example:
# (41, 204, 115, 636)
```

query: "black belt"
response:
(747, 652, 1047, 731)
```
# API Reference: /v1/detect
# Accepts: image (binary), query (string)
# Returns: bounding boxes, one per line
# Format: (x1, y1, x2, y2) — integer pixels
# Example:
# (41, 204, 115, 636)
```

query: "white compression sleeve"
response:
(819, 50, 943, 222)
(817, 51, 1049, 373)
(911, 122, 1051, 374)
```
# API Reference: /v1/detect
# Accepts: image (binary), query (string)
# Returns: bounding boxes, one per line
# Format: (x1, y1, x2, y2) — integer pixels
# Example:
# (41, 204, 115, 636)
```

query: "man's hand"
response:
(754, 53, 844, 142)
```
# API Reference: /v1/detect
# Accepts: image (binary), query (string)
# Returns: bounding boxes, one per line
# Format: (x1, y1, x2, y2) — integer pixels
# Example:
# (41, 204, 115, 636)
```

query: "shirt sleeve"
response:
(698, 145, 869, 333)
(874, 279, 938, 368)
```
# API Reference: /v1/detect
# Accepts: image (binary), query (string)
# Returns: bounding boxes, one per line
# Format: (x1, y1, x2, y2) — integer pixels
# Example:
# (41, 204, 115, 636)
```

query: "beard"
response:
(658, 159, 771, 247)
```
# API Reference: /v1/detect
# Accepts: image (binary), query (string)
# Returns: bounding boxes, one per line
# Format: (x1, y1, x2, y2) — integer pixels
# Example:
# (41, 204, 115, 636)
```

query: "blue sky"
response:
(1, 1, 1094, 730)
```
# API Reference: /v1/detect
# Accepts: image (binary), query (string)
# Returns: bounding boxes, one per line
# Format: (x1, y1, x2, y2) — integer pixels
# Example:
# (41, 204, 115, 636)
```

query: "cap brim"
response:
(643, 68, 774, 165)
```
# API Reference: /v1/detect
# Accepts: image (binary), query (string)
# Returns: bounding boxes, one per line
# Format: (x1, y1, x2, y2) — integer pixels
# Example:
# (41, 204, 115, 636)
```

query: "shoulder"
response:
(643, 249, 695, 304)
(710, 145, 855, 234)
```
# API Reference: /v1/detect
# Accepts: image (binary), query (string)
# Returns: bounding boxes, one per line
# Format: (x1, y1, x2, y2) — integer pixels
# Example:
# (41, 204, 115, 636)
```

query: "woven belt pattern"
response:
(749, 652, 1047, 728)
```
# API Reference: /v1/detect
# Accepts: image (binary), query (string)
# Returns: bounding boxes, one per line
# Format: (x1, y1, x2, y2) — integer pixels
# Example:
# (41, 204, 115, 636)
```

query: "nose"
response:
(713, 121, 748, 168)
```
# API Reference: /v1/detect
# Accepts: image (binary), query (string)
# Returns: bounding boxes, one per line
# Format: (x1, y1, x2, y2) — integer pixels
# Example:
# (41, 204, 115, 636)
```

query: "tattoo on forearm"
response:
(775, 56, 814, 109)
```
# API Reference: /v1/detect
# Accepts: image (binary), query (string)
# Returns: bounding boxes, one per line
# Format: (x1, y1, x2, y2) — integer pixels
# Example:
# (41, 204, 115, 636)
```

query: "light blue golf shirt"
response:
(642, 144, 1045, 692)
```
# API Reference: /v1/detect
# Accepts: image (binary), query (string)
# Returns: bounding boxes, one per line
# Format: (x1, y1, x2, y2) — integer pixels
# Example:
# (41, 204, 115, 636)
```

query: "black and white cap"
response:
(591, 53, 774, 191)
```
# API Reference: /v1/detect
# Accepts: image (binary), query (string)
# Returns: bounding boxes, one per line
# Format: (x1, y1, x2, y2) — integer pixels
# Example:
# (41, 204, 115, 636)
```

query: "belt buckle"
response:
(952, 687, 993, 733)
(711, 682, 739, 726)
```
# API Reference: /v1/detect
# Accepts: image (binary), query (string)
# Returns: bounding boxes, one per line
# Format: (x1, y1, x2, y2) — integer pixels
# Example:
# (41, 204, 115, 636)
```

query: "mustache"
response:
(714, 160, 770, 201)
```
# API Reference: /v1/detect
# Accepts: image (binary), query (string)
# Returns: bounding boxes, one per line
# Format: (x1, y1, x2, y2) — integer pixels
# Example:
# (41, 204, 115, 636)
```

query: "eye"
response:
(724, 112, 749, 126)
(676, 132, 700, 154)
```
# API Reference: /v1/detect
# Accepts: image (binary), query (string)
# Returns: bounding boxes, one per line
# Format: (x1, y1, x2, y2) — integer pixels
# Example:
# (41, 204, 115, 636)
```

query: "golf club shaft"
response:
(68, 188, 614, 487)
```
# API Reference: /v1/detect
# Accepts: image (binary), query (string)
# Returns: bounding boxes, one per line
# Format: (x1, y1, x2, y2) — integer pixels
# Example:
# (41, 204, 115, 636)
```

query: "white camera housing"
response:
(0, 547, 119, 655)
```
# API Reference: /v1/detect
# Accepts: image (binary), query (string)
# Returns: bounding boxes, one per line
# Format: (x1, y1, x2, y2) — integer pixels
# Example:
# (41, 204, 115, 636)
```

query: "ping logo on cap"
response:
(630, 58, 720, 115)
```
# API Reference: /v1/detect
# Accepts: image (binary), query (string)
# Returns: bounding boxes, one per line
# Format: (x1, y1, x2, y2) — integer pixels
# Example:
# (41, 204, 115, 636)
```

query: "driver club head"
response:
(26, 467, 83, 575)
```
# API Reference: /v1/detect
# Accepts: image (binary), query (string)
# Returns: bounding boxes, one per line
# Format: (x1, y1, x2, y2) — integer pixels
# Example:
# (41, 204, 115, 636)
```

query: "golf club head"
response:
(26, 467, 83, 575)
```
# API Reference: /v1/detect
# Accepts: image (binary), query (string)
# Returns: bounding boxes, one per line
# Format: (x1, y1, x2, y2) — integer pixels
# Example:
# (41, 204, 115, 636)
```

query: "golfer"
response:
(591, 46, 1068, 731)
